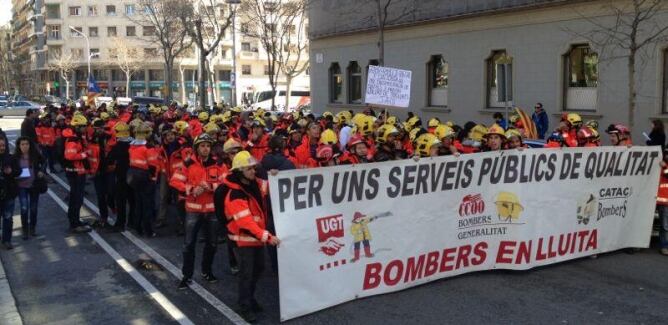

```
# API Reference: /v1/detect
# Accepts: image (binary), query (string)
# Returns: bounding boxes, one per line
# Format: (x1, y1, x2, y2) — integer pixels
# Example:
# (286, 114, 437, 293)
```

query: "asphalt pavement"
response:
(0, 118, 667, 325)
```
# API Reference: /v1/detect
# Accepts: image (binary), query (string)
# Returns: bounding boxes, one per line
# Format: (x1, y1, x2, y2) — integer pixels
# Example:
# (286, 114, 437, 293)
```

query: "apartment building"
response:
(11, 0, 309, 106)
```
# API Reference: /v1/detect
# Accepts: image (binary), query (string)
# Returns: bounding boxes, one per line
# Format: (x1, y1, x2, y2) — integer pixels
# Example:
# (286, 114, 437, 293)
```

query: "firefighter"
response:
(156, 124, 179, 229)
(224, 150, 280, 322)
(656, 150, 668, 256)
(414, 133, 441, 157)
(577, 126, 599, 147)
(339, 135, 373, 164)
(175, 134, 225, 289)
(606, 124, 632, 146)
(168, 121, 194, 236)
(63, 114, 92, 234)
(559, 113, 582, 147)
(434, 124, 462, 155)
(350, 212, 376, 262)
(246, 119, 270, 161)
(36, 113, 57, 172)
(108, 121, 134, 232)
(505, 129, 527, 150)
(374, 125, 406, 162)
(87, 119, 114, 228)
(127, 122, 158, 237)
(294, 122, 321, 168)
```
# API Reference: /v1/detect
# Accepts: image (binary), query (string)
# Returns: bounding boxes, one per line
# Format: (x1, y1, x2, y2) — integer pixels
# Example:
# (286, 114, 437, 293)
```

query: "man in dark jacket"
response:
(532, 103, 549, 140)
(20, 109, 38, 143)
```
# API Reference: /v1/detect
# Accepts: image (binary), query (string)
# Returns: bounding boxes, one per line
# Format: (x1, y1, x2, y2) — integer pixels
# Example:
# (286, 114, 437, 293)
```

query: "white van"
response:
(250, 87, 310, 111)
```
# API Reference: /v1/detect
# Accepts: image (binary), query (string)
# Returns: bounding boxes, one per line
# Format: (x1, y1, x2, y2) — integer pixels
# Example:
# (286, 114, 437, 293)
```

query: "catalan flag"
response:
(86, 74, 101, 107)
(514, 107, 538, 139)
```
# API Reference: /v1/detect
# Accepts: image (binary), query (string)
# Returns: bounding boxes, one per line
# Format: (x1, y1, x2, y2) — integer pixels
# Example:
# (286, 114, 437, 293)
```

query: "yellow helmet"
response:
(114, 122, 130, 138)
(566, 113, 582, 126)
(485, 123, 506, 139)
(377, 125, 400, 144)
(356, 116, 375, 136)
(428, 117, 441, 128)
(209, 114, 222, 124)
(161, 105, 168, 112)
(223, 138, 243, 153)
(495, 191, 524, 221)
(134, 122, 153, 140)
(149, 105, 161, 115)
(70, 114, 88, 127)
(319, 129, 338, 145)
(414, 133, 441, 157)
(352, 113, 367, 127)
(230, 106, 242, 113)
(409, 128, 421, 142)
(204, 122, 220, 135)
(198, 111, 210, 122)
(256, 108, 266, 117)
(336, 111, 352, 124)
(100, 112, 110, 121)
(386, 116, 397, 125)
(405, 116, 421, 132)
(322, 111, 333, 118)
(231, 151, 258, 170)
(584, 120, 599, 131)
(193, 133, 214, 148)
(222, 111, 232, 123)
(174, 120, 189, 136)
(468, 125, 488, 142)
(505, 129, 522, 140)
(434, 124, 455, 140)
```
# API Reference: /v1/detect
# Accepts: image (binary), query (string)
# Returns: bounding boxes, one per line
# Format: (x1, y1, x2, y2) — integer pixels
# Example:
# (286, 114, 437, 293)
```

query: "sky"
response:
(0, 0, 12, 26)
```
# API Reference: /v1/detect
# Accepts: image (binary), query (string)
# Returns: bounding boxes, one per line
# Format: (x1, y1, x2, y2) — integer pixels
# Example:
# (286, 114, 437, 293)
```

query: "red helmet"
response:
(316, 145, 334, 162)
(347, 135, 367, 149)
(577, 126, 594, 140)
(353, 212, 364, 222)
(605, 124, 630, 135)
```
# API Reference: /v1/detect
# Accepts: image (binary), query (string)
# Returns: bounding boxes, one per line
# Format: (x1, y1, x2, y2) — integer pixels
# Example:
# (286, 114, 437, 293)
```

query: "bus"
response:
(250, 87, 310, 111)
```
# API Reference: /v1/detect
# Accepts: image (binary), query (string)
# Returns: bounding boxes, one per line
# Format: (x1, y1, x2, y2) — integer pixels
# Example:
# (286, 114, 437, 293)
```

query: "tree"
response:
(574, 0, 668, 132)
(240, 0, 309, 110)
(277, 1, 309, 110)
(134, 0, 191, 101)
(178, 0, 234, 109)
(109, 37, 143, 98)
(47, 52, 76, 99)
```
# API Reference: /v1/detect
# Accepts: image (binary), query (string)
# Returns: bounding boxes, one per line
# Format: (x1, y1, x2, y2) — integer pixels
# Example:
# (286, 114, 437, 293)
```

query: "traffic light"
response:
(54, 81, 60, 88)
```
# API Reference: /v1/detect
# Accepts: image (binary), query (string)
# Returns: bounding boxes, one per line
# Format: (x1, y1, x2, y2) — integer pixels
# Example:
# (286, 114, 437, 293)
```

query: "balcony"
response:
(240, 51, 259, 60)
(46, 36, 64, 45)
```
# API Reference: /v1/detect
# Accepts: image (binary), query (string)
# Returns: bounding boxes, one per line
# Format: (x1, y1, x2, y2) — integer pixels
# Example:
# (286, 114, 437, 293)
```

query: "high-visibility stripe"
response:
(660, 184, 668, 188)
(261, 230, 269, 242)
(172, 174, 186, 181)
(186, 202, 202, 209)
(65, 149, 79, 154)
(658, 197, 668, 203)
(228, 234, 260, 243)
(232, 209, 251, 220)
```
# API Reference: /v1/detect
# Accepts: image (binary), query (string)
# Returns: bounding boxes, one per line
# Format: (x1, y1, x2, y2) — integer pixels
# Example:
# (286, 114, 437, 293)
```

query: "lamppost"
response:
(226, 0, 241, 107)
(68, 26, 91, 80)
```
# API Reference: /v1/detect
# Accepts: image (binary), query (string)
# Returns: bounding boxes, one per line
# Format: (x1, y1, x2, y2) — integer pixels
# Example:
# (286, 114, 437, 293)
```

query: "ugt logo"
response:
(316, 214, 345, 256)
(459, 194, 485, 217)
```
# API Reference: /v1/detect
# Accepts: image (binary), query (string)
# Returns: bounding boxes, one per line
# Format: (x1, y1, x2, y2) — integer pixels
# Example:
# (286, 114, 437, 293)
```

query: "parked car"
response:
(2, 101, 44, 116)
(132, 96, 166, 109)
(0, 100, 7, 108)
(43, 95, 66, 105)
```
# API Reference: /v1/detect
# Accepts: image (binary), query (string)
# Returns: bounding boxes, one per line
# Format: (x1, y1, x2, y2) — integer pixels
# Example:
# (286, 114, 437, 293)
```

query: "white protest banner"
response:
(364, 65, 412, 108)
(269, 147, 661, 321)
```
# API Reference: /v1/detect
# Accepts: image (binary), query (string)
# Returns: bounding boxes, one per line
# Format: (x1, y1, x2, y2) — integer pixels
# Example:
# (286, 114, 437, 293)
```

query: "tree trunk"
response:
(165, 58, 174, 102)
(65, 80, 70, 100)
(125, 72, 131, 98)
(198, 46, 207, 110)
(179, 65, 186, 104)
(284, 75, 292, 112)
(628, 50, 637, 133)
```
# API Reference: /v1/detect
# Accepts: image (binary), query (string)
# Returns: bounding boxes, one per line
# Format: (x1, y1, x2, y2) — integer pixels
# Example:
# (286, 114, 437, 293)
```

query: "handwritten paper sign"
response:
(365, 65, 412, 108)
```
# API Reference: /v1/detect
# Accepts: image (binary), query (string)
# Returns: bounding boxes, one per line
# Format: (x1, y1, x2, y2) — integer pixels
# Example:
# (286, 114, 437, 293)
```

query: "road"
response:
(0, 116, 666, 325)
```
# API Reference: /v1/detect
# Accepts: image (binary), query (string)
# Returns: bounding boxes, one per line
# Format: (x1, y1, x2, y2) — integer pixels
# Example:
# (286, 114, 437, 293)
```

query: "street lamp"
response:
(226, 0, 241, 107)
(68, 25, 91, 81)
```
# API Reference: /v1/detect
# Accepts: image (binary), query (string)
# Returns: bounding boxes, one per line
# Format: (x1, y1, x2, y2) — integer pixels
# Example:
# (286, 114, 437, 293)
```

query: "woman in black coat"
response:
(0, 137, 20, 249)
(647, 119, 666, 151)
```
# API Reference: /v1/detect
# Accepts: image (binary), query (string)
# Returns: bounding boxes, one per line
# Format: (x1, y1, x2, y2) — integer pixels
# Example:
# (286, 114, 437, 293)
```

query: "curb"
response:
(0, 255, 23, 325)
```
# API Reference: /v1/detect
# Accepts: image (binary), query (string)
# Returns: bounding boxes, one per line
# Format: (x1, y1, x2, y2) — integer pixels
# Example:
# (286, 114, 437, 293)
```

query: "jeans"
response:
(2, 199, 15, 243)
(18, 188, 39, 234)
(658, 205, 668, 249)
(235, 246, 265, 310)
(66, 172, 86, 228)
(182, 212, 218, 279)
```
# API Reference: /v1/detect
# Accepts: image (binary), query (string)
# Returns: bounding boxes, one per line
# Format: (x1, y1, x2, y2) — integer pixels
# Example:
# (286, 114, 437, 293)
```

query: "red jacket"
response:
(246, 134, 270, 162)
(63, 128, 88, 175)
(224, 173, 272, 247)
(37, 126, 56, 146)
(170, 155, 226, 213)
(658, 166, 668, 206)
(294, 135, 318, 168)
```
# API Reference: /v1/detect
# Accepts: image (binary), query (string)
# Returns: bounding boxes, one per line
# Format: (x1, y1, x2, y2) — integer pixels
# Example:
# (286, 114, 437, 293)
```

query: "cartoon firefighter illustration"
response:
(350, 211, 392, 262)
(577, 194, 597, 225)
(494, 192, 524, 223)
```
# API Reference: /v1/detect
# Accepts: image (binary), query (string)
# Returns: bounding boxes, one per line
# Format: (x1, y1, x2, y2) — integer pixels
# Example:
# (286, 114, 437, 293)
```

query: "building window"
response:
(143, 26, 155, 37)
(241, 42, 251, 52)
(107, 27, 117, 37)
(486, 50, 512, 108)
(663, 48, 668, 113)
(71, 48, 83, 59)
(347, 61, 362, 104)
(125, 5, 135, 15)
(329, 63, 343, 103)
(428, 55, 448, 107)
(564, 44, 598, 111)
(126, 26, 136, 37)
(240, 24, 249, 34)
(242, 65, 251, 75)
(70, 26, 83, 37)
(93, 69, 107, 80)
(149, 70, 163, 81)
(131, 70, 146, 81)
(108, 48, 118, 59)
(112, 70, 126, 81)
(69, 6, 81, 16)
(89, 27, 98, 37)
(218, 70, 231, 81)
(88, 6, 98, 16)
(46, 5, 61, 19)
(90, 48, 100, 59)
(47, 25, 61, 40)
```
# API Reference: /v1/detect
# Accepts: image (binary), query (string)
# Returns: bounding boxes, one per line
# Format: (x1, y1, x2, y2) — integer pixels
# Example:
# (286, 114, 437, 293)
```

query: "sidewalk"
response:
(0, 255, 23, 325)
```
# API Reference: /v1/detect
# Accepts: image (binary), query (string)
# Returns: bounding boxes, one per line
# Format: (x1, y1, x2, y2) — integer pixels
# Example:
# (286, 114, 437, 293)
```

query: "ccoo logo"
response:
(459, 194, 485, 217)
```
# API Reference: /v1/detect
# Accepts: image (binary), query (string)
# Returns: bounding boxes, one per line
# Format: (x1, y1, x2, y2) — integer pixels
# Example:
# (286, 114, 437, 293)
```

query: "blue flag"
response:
(87, 74, 101, 106)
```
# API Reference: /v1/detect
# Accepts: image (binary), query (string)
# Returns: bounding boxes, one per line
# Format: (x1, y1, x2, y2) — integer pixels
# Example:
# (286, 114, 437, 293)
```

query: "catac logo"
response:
(459, 194, 485, 217)
(316, 214, 345, 256)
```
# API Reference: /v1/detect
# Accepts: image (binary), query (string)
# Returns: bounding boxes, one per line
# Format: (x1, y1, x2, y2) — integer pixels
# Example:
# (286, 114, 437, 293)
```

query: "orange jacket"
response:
(170, 155, 226, 213)
(129, 142, 151, 170)
(224, 173, 272, 247)
(246, 134, 270, 162)
(658, 166, 668, 206)
(63, 128, 88, 175)
(37, 126, 56, 146)
(294, 135, 318, 168)
(189, 120, 203, 138)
